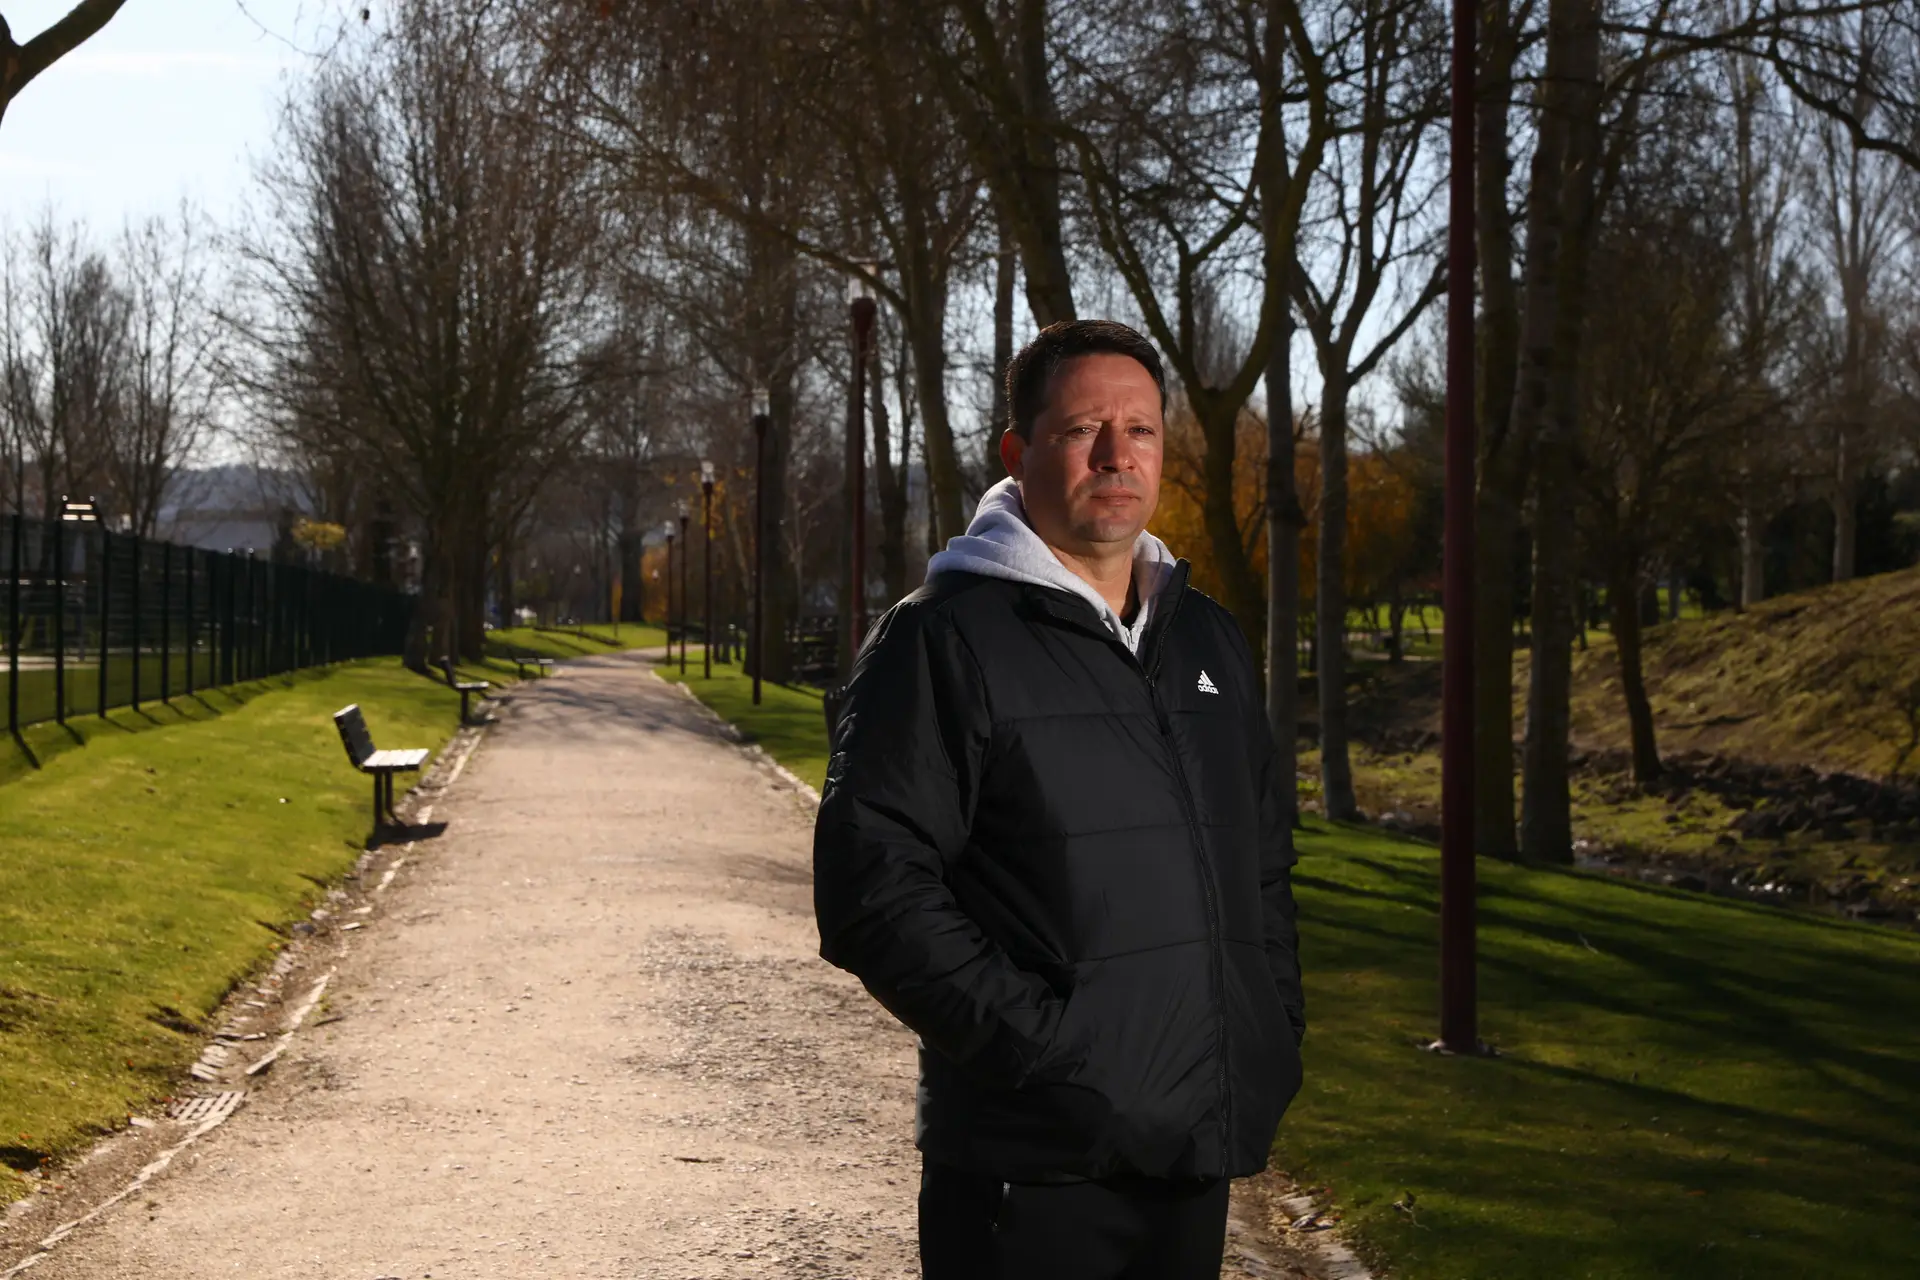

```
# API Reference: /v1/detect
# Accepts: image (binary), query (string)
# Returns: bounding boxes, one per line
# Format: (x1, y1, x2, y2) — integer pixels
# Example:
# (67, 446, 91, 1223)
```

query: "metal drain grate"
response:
(166, 1091, 246, 1125)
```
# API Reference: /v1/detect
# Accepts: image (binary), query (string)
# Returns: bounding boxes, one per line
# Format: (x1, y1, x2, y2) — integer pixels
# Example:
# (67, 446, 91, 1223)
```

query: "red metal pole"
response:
(679, 513, 690, 676)
(1438, 0, 1480, 1054)
(702, 479, 714, 681)
(753, 412, 768, 706)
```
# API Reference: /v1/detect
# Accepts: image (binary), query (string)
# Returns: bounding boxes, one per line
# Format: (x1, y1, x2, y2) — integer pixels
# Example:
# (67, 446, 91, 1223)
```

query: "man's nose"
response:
(1087, 421, 1133, 471)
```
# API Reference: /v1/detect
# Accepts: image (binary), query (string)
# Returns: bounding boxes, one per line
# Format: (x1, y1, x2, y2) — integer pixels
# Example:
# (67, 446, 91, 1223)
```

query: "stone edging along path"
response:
(0, 711, 492, 1278)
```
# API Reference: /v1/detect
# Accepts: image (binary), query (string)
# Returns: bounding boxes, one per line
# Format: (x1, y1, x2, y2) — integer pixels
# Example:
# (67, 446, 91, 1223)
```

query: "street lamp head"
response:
(847, 264, 879, 305)
(751, 384, 771, 420)
(700, 459, 716, 490)
(662, 521, 674, 541)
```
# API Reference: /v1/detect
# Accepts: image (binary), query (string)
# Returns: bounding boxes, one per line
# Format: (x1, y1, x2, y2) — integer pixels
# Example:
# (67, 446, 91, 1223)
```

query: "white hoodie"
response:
(925, 477, 1178, 654)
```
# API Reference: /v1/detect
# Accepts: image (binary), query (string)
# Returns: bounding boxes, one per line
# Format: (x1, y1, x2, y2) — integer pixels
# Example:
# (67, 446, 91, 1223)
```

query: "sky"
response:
(0, 1, 346, 231)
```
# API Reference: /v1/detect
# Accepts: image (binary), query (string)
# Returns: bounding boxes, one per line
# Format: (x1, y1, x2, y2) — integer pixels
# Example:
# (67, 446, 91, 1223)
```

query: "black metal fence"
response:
(3, 513, 414, 734)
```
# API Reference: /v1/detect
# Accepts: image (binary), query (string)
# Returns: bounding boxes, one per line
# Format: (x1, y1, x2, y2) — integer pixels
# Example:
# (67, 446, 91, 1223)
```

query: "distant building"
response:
(155, 464, 310, 556)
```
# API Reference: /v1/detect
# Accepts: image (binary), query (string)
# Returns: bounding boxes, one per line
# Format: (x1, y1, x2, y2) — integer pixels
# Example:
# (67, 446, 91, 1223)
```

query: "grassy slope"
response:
(1566, 566, 1920, 779)
(490, 622, 665, 656)
(679, 666, 1920, 1278)
(0, 660, 471, 1204)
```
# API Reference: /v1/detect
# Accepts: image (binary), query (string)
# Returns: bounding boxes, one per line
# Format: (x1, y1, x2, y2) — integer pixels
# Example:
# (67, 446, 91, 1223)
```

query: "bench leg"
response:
(459, 690, 471, 724)
(372, 774, 384, 833)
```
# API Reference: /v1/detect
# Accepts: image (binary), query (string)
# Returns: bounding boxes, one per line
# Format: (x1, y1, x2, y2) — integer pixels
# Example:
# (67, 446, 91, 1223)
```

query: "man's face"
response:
(1001, 352, 1163, 556)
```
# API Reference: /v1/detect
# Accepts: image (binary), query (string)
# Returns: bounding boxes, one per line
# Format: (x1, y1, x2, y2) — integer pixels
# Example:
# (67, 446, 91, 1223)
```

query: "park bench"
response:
(438, 657, 491, 724)
(333, 704, 429, 829)
(505, 652, 555, 679)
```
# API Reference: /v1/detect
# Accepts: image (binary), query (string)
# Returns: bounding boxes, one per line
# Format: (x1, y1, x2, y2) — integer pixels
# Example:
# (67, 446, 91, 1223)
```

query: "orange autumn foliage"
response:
(1148, 406, 1424, 622)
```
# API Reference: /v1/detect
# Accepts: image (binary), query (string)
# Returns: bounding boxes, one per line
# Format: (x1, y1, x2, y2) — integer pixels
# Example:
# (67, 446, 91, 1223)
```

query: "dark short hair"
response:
(1005, 319, 1168, 440)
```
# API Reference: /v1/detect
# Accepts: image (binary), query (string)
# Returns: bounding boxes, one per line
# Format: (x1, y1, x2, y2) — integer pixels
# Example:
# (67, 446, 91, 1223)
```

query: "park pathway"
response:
(25, 653, 1326, 1279)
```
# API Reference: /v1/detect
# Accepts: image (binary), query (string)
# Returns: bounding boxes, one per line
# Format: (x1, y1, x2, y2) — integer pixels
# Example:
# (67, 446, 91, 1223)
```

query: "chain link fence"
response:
(3, 513, 414, 734)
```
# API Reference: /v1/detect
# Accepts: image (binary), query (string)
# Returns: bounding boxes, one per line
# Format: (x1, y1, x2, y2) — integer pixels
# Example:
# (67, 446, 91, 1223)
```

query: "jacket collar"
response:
(1017, 559, 1192, 670)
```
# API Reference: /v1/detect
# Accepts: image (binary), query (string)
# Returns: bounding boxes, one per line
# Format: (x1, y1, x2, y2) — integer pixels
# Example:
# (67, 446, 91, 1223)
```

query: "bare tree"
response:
(911, 0, 1080, 327)
(1291, 0, 1448, 820)
(1798, 32, 1912, 582)
(2, 211, 126, 517)
(108, 207, 221, 536)
(238, 0, 605, 668)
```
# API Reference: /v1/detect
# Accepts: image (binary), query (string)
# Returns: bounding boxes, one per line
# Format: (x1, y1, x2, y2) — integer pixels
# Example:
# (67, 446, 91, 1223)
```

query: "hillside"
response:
(1304, 567, 1920, 925)
(1568, 566, 1920, 780)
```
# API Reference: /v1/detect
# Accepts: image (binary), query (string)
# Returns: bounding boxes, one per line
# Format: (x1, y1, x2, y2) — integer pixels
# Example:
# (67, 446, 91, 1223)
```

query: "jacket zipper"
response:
(1025, 568, 1236, 1158)
(1136, 573, 1234, 1158)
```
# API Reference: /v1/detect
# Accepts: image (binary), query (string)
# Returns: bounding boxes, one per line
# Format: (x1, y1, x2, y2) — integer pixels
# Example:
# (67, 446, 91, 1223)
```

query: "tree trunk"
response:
(458, 524, 486, 661)
(1472, 0, 1526, 860)
(1609, 551, 1662, 783)
(1316, 377, 1357, 820)
(904, 280, 966, 545)
(1473, 481, 1523, 857)
(1265, 268, 1302, 836)
(985, 209, 1015, 484)
(872, 367, 908, 605)
(618, 529, 643, 622)
(1009, 0, 1076, 328)
(1195, 392, 1264, 650)
(1832, 429, 1857, 583)
(1387, 577, 1406, 663)
(1739, 501, 1764, 606)
(1515, 0, 1601, 866)
(497, 541, 517, 628)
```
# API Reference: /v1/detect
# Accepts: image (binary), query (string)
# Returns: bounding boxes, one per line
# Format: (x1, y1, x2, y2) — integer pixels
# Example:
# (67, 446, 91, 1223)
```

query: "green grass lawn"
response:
(656, 650, 829, 791)
(0, 659, 470, 1205)
(1283, 820, 1920, 1278)
(671, 674, 1920, 1278)
(485, 622, 665, 662)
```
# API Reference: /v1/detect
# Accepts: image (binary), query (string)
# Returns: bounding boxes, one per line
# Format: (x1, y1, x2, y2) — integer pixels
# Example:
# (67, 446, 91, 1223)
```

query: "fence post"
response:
(53, 517, 65, 724)
(97, 530, 111, 718)
(159, 540, 171, 702)
(221, 553, 234, 686)
(184, 547, 196, 697)
(7, 514, 19, 736)
(130, 533, 142, 712)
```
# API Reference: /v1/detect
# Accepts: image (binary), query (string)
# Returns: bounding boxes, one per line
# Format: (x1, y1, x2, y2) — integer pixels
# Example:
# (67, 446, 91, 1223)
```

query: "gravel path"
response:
(23, 653, 1332, 1279)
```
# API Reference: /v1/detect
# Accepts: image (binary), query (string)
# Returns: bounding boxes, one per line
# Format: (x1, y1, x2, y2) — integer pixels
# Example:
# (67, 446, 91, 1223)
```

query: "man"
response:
(814, 320, 1304, 1279)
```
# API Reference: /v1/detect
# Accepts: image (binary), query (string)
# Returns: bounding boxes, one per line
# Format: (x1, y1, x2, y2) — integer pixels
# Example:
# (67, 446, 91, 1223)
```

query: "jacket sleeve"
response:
(813, 600, 1068, 1088)
(1227, 618, 1307, 1047)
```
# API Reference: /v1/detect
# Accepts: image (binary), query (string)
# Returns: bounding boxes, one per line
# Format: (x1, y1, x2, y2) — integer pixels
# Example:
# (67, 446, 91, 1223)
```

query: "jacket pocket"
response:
(1032, 949, 1219, 1173)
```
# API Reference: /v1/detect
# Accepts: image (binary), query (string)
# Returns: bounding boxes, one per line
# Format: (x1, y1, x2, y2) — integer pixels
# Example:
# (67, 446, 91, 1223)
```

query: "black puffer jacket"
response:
(813, 565, 1304, 1182)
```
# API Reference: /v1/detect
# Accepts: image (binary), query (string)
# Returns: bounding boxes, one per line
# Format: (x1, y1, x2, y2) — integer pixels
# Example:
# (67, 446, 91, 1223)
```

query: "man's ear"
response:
(999, 428, 1026, 479)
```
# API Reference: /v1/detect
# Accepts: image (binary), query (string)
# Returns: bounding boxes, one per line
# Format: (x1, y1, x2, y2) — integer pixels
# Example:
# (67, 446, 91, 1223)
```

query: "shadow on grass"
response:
(0, 666, 383, 789)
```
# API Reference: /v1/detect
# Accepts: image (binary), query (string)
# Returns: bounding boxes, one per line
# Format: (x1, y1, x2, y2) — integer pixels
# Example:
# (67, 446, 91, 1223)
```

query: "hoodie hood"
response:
(926, 477, 1177, 653)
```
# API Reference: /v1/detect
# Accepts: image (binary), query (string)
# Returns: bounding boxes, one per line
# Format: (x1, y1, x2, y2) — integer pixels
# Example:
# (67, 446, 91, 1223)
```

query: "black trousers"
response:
(919, 1159, 1230, 1280)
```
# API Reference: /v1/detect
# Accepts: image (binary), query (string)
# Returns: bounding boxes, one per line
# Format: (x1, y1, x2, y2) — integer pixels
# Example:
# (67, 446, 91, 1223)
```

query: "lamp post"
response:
(677, 503, 690, 676)
(701, 460, 716, 680)
(751, 384, 771, 706)
(663, 520, 676, 656)
(845, 268, 878, 681)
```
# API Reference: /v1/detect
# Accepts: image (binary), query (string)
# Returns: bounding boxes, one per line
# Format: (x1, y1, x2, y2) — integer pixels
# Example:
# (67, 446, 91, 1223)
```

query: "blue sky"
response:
(0, 1, 338, 230)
